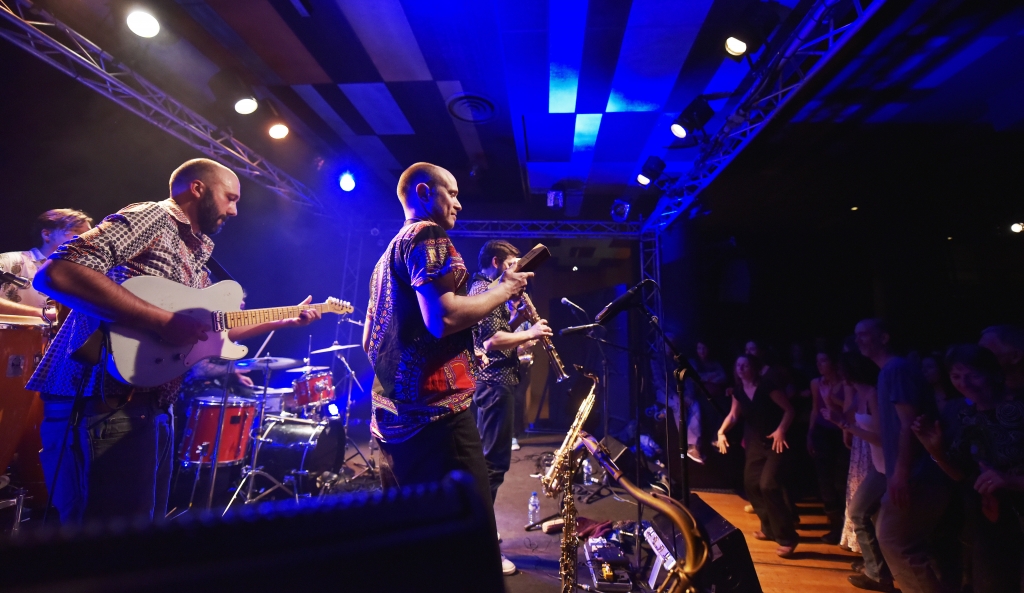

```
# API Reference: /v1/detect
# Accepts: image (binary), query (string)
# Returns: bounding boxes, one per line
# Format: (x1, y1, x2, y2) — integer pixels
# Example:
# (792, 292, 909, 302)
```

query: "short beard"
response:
(197, 192, 225, 235)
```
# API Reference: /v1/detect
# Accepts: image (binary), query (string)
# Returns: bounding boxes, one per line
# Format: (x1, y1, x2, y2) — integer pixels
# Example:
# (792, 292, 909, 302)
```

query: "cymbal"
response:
(234, 356, 303, 371)
(285, 365, 331, 374)
(310, 342, 360, 354)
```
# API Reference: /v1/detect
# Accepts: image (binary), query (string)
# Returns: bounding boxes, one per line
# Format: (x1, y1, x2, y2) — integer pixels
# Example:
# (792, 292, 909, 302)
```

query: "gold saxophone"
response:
(576, 432, 708, 593)
(542, 375, 597, 497)
(518, 293, 570, 382)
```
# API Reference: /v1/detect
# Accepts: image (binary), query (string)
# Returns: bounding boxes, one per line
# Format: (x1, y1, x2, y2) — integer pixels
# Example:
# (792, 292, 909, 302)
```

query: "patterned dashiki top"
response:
(0, 247, 49, 309)
(365, 220, 476, 443)
(26, 199, 214, 407)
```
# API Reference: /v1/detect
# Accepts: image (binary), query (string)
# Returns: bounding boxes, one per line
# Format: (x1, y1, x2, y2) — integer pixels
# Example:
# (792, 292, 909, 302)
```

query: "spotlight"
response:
(611, 199, 632, 222)
(725, 36, 747, 56)
(671, 96, 715, 140)
(572, 266, 579, 272)
(126, 10, 160, 38)
(234, 97, 258, 115)
(637, 156, 666, 186)
(339, 172, 355, 192)
(1012, 223, 1023, 233)
(268, 123, 289, 139)
(327, 403, 340, 417)
(851, 206, 859, 211)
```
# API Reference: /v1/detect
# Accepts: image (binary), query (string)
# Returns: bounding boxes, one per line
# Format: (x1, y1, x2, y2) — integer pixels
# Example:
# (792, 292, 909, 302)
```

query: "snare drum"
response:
(257, 415, 345, 495)
(179, 396, 256, 465)
(0, 315, 49, 503)
(289, 371, 334, 410)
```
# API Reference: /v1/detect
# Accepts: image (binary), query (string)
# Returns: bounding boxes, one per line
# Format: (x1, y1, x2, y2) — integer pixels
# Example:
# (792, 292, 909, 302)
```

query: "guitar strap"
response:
(204, 256, 236, 284)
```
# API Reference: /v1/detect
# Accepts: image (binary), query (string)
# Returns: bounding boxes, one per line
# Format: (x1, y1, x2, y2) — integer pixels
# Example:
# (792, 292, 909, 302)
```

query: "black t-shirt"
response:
(734, 378, 785, 441)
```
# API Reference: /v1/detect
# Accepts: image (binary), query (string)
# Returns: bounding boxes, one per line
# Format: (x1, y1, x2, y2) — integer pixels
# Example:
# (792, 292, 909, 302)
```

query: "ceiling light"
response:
(611, 199, 632, 222)
(126, 11, 160, 38)
(851, 206, 858, 211)
(725, 36, 747, 56)
(268, 123, 289, 139)
(1012, 223, 1023, 233)
(572, 266, 579, 272)
(671, 96, 716, 140)
(339, 172, 355, 192)
(234, 97, 258, 115)
(637, 156, 666, 187)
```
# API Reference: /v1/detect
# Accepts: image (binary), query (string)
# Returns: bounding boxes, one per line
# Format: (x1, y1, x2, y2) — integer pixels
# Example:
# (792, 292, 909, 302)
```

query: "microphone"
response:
(560, 297, 588, 317)
(559, 323, 601, 336)
(594, 279, 657, 324)
(0, 270, 30, 290)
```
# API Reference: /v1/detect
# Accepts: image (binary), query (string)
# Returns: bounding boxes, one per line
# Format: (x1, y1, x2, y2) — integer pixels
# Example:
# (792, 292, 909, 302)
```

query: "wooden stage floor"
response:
(700, 492, 863, 593)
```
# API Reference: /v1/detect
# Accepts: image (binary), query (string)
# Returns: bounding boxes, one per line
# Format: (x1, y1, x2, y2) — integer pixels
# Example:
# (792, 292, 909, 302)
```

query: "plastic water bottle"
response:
(582, 458, 594, 485)
(528, 491, 541, 525)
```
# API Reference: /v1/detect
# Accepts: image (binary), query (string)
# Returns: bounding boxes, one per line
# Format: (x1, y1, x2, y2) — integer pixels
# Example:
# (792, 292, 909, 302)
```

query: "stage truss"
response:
(643, 0, 886, 234)
(0, 0, 325, 214)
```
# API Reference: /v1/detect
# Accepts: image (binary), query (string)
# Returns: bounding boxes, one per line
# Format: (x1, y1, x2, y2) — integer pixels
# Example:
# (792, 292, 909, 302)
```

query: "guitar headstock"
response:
(325, 297, 354, 316)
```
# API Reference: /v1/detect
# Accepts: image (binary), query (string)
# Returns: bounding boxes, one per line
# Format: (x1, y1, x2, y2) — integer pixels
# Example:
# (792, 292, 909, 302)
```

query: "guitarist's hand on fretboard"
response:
(278, 295, 321, 328)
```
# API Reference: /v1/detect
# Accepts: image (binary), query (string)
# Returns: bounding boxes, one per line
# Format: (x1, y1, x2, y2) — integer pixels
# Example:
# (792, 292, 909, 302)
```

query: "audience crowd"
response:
(683, 320, 1024, 593)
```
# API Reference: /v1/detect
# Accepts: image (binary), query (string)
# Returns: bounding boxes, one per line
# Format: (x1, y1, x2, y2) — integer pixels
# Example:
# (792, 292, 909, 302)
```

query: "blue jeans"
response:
(39, 396, 173, 524)
(849, 464, 891, 582)
(474, 382, 516, 502)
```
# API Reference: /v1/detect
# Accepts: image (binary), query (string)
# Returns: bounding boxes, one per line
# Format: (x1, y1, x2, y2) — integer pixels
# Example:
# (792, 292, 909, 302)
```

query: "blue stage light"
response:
(339, 172, 355, 192)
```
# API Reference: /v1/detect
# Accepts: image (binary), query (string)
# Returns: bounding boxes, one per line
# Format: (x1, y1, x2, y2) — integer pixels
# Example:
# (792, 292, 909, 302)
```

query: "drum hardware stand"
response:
(0, 487, 27, 536)
(205, 360, 237, 511)
(223, 359, 297, 514)
(335, 353, 375, 480)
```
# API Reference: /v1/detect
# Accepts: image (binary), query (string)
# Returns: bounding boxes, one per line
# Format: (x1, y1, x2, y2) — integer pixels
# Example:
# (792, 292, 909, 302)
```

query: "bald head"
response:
(169, 158, 235, 197)
(396, 162, 461, 230)
(397, 162, 447, 205)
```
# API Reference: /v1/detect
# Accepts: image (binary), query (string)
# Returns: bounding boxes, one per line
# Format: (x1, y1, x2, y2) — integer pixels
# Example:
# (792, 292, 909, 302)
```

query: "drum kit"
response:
(174, 340, 371, 516)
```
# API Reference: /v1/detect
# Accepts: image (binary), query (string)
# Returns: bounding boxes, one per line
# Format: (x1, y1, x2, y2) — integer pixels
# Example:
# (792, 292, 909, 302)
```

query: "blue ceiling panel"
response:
(382, 81, 468, 169)
(312, 84, 374, 136)
(574, 0, 633, 114)
(267, 0, 382, 83)
(592, 112, 662, 162)
(523, 113, 576, 162)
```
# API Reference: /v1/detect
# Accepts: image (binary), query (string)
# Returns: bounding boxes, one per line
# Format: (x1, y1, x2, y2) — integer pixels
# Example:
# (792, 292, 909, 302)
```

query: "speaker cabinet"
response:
(652, 493, 762, 593)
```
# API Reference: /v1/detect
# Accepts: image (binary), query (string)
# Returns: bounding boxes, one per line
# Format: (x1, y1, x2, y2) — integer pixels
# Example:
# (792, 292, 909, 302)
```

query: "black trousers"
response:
(474, 382, 516, 502)
(744, 431, 799, 547)
(810, 422, 850, 530)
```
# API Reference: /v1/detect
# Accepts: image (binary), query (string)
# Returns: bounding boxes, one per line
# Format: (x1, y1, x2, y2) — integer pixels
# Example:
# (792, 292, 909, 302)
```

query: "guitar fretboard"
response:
(223, 303, 333, 329)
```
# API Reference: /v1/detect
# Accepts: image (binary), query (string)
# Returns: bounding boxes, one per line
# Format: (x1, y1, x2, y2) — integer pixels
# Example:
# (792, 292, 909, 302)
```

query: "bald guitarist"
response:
(27, 158, 321, 524)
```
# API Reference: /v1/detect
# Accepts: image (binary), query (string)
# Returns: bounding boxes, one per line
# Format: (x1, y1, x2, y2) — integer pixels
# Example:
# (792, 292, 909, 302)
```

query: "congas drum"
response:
(178, 396, 256, 466)
(288, 371, 334, 410)
(0, 315, 49, 504)
(257, 415, 345, 495)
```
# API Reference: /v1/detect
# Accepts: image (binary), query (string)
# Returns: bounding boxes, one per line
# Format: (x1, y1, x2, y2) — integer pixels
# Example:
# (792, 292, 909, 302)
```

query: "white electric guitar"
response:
(105, 276, 353, 387)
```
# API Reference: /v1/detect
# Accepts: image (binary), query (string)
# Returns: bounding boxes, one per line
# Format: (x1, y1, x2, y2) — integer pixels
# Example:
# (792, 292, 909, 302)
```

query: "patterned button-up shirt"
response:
(0, 247, 49, 309)
(26, 200, 214, 406)
(469, 272, 519, 386)
(365, 220, 476, 443)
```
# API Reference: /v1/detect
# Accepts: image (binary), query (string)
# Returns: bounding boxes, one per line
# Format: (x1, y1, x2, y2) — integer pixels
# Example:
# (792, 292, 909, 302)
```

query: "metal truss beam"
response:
(446, 220, 641, 240)
(643, 0, 885, 233)
(639, 230, 665, 387)
(0, 0, 324, 214)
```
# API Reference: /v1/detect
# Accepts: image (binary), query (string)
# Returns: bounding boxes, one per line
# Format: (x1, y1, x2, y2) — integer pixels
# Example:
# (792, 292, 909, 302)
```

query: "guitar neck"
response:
(222, 303, 333, 329)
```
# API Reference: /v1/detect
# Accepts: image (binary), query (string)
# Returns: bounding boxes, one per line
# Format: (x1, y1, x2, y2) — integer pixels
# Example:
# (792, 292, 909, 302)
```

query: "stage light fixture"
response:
(1012, 223, 1023, 233)
(572, 266, 579, 272)
(234, 97, 258, 115)
(611, 198, 632, 222)
(851, 206, 859, 211)
(637, 156, 666, 186)
(339, 172, 355, 192)
(671, 96, 716, 140)
(127, 10, 160, 38)
(725, 36, 747, 56)
(268, 123, 289, 139)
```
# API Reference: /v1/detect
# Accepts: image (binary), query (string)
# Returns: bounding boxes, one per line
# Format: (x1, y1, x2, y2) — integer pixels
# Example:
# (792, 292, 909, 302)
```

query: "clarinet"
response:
(519, 293, 570, 383)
